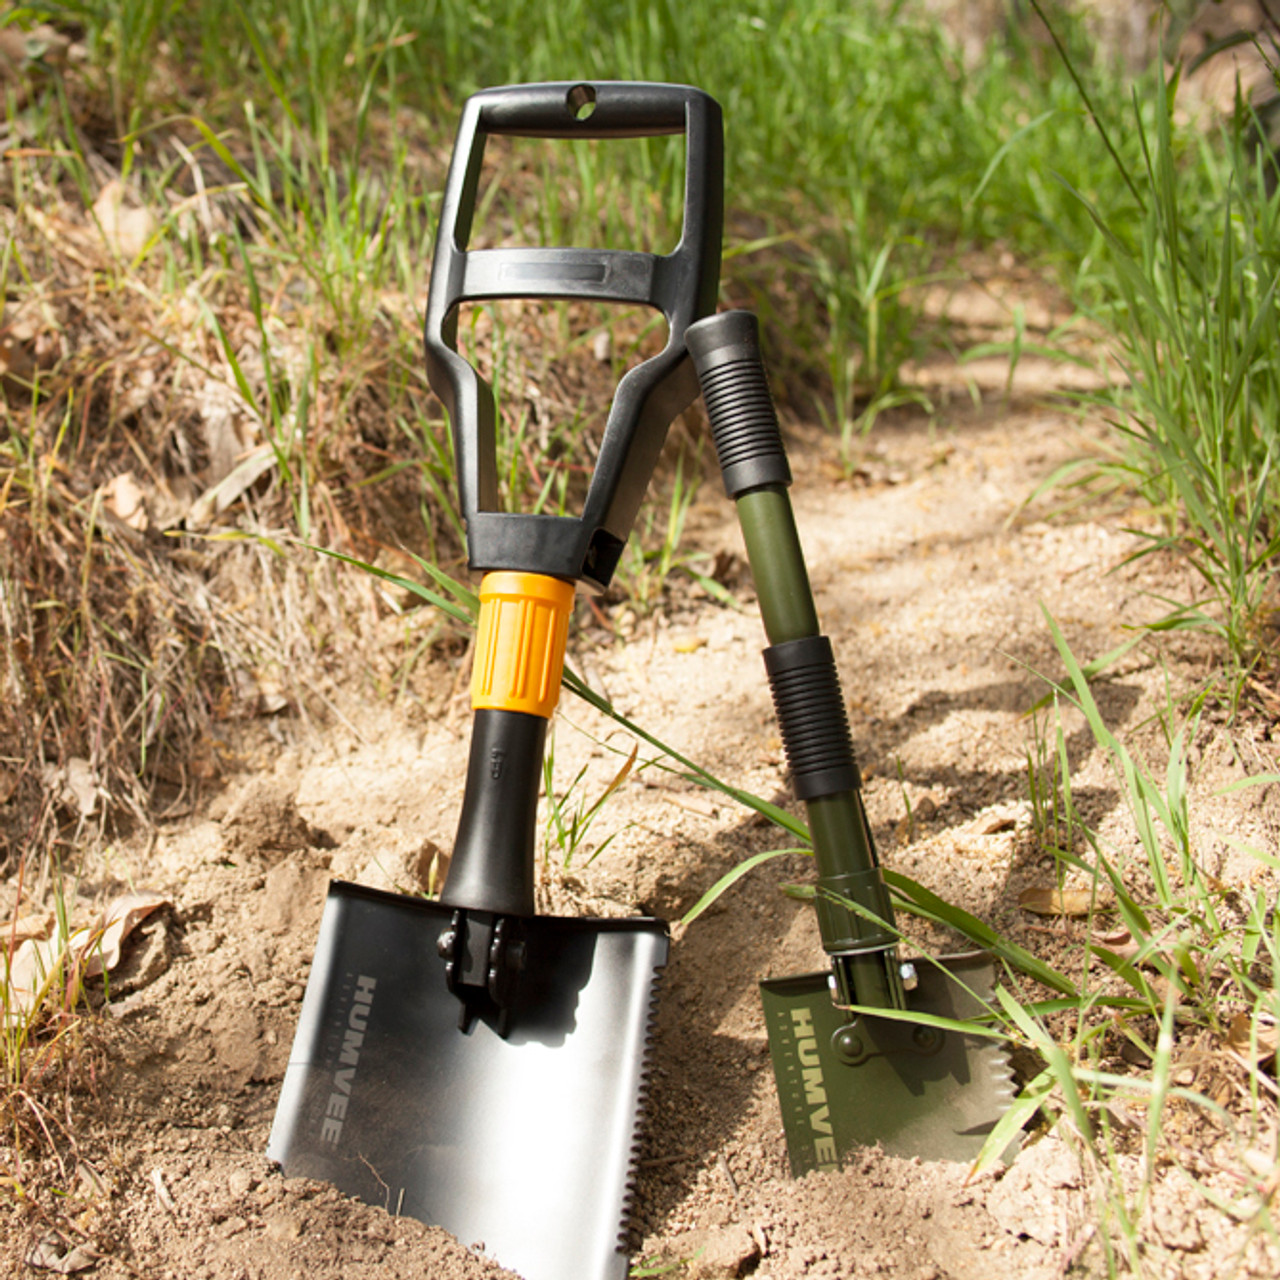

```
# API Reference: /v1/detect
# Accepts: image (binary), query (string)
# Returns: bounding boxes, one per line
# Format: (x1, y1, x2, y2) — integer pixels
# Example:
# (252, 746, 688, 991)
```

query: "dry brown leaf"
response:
(1224, 1011, 1279, 1066)
(0, 24, 70, 111)
(1092, 926, 1132, 946)
(2, 891, 171, 1027)
(256, 679, 289, 715)
(1150, 974, 1185, 1009)
(0, 331, 36, 387)
(41, 757, 102, 817)
(0, 27, 32, 70)
(976, 814, 1017, 834)
(967, 805, 1026, 835)
(2, 910, 55, 945)
(91, 180, 156, 258)
(83, 892, 171, 978)
(24, 1234, 98, 1275)
(1091, 927, 1142, 963)
(1018, 885, 1108, 917)
(100, 471, 149, 532)
(0, 25, 70, 72)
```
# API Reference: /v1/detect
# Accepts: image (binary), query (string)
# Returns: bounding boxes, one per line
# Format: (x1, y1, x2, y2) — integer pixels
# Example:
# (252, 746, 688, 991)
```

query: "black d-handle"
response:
(423, 81, 723, 592)
(477, 81, 690, 138)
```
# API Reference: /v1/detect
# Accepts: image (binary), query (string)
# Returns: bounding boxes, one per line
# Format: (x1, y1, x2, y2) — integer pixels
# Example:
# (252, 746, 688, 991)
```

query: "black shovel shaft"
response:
(441, 571, 575, 916)
(444, 708, 546, 915)
(687, 312, 903, 1012)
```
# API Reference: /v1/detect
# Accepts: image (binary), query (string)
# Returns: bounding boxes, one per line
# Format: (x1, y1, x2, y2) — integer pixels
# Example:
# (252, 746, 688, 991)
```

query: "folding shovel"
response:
(684, 312, 1017, 1174)
(269, 81, 723, 1280)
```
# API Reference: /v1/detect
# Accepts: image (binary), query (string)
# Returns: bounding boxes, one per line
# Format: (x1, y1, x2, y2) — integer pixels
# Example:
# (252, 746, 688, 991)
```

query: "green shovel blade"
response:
(760, 952, 1017, 1172)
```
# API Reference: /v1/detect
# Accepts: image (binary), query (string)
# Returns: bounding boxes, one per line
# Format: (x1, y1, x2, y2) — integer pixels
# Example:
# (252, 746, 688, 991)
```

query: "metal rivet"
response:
(831, 1024, 865, 1065)
(911, 1023, 942, 1053)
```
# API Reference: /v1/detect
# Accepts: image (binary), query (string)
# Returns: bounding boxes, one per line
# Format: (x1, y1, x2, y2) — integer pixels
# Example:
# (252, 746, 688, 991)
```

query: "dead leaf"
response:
(1224, 1011, 1279, 1067)
(24, 1235, 98, 1274)
(2, 891, 171, 1027)
(0, 330, 36, 388)
(1018, 885, 1108, 917)
(1, 910, 55, 945)
(41, 757, 102, 817)
(1091, 927, 1141, 964)
(976, 814, 1017, 834)
(83, 892, 171, 978)
(0, 24, 69, 111)
(186, 444, 277, 528)
(1092, 926, 1132, 947)
(257, 680, 289, 715)
(91, 180, 156, 258)
(100, 471, 149, 532)
(965, 804, 1027, 836)
(1150, 974, 1186, 1009)
(65, 757, 100, 815)
(0, 24, 69, 71)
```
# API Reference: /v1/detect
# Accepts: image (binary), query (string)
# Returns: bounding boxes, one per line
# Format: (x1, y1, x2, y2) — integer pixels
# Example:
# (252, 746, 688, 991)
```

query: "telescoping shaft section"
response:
(687, 310, 906, 1016)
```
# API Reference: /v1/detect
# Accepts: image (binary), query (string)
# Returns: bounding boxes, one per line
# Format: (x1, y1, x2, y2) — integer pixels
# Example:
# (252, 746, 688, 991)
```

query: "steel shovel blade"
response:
(269, 882, 668, 1280)
(760, 952, 1016, 1173)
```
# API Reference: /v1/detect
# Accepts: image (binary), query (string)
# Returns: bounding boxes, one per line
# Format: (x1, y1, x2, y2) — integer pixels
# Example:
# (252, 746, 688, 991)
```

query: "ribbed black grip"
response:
(687, 311, 791, 498)
(763, 636, 860, 801)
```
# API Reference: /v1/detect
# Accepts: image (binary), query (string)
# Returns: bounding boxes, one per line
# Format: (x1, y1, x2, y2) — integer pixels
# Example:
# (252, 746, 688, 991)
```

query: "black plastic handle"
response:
(423, 81, 723, 591)
(476, 81, 690, 138)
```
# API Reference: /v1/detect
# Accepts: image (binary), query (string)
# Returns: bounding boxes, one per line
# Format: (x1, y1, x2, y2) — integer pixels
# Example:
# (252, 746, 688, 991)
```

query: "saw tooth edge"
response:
(616, 964, 665, 1252)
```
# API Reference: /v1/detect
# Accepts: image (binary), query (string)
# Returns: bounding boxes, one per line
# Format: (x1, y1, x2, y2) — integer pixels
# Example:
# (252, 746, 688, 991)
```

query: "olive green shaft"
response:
(731, 485, 901, 1007)
(687, 308, 903, 1012)
(735, 487, 819, 644)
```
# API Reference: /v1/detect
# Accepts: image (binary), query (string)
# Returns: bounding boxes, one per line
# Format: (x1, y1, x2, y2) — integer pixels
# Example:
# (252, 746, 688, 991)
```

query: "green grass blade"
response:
(680, 848, 807, 925)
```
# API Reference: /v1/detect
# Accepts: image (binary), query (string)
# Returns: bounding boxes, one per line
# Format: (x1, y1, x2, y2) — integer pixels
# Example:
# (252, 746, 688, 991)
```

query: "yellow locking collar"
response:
(471, 572, 575, 718)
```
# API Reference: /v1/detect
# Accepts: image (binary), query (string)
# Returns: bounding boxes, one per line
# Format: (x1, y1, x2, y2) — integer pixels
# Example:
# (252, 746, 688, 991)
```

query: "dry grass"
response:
(0, 49, 711, 882)
(0, 95, 436, 874)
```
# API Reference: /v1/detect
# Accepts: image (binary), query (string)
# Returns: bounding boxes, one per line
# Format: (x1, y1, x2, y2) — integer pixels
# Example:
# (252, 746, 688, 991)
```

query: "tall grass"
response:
(1009, 2, 1280, 681)
(40, 0, 1142, 439)
(1064, 76, 1280, 678)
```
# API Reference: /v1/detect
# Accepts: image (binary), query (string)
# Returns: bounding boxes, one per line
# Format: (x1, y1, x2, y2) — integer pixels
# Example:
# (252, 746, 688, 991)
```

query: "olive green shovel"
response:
(686, 311, 1017, 1173)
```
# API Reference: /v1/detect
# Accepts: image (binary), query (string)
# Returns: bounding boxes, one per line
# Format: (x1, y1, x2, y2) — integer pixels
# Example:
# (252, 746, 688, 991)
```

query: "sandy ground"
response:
(4, 394, 1279, 1279)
